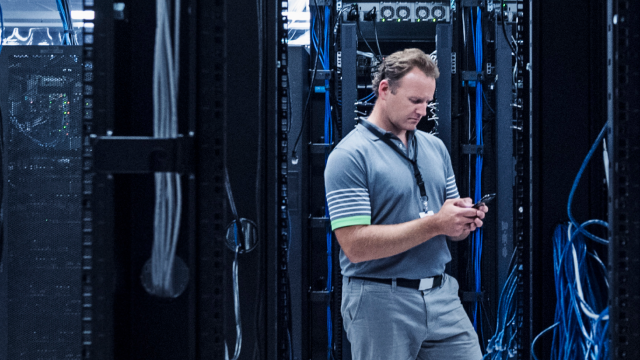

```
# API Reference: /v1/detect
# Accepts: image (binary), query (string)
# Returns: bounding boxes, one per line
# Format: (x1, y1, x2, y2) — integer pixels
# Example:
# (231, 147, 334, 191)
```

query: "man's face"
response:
(382, 68, 436, 133)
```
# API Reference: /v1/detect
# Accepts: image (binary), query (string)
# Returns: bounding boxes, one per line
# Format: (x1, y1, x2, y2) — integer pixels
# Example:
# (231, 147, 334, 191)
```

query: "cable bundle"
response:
(56, 0, 78, 45)
(228, 222, 242, 360)
(541, 223, 609, 360)
(321, 5, 334, 359)
(483, 260, 518, 359)
(469, 6, 485, 332)
(223, 190, 243, 360)
(311, 2, 335, 357)
(531, 123, 610, 360)
(427, 101, 439, 134)
(150, 0, 183, 298)
(291, 0, 331, 162)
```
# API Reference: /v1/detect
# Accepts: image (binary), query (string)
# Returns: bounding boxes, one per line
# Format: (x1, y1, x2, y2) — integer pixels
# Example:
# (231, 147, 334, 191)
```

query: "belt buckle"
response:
(418, 277, 434, 291)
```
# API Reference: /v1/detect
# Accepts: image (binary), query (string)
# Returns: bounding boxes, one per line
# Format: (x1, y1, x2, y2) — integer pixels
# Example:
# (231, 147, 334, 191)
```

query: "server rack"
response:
(294, 2, 507, 358)
(81, 0, 214, 357)
(517, 0, 531, 357)
(608, 0, 640, 358)
(80, 0, 279, 358)
(0, 45, 84, 360)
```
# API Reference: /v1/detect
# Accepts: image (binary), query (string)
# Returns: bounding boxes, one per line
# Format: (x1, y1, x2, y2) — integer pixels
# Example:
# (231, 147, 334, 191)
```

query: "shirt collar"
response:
(358, 117, 415, 144)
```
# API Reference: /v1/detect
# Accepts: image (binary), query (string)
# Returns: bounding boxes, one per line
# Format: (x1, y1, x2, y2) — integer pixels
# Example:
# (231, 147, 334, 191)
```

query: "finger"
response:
(475, 210, 485, 220)
(460, 214, 476, 224)
(453, 198, 473, 208)
(474, 218, 483, 228)
(480, 205, 489, 213)
(469, 223, 477, 232)
(460, 208, 480, 218)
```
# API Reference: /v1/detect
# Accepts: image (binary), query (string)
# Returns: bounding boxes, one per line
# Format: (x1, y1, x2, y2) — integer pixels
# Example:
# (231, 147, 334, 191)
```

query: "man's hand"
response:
(333, 198, 489, 263)
(434, 198, 487, 240)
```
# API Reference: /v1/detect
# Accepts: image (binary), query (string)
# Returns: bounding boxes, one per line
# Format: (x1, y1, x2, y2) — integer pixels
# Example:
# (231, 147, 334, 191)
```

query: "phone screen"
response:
(473, 193, 496, 209)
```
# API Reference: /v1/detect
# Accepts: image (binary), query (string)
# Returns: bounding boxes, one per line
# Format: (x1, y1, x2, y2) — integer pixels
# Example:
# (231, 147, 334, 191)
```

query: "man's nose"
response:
(417, 104, 428, 117)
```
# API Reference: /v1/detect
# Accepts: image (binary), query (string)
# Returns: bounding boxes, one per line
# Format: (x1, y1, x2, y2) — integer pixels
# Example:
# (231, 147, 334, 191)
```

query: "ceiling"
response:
(2, 0, 85, 26)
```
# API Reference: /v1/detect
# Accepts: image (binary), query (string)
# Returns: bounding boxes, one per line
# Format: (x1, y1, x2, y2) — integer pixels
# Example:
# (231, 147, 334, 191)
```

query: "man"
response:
(324, 48, 488, 359)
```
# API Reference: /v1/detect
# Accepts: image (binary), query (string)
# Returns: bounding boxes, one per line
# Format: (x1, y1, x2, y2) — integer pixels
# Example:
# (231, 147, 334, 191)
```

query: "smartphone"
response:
(473, 193, 496, 209)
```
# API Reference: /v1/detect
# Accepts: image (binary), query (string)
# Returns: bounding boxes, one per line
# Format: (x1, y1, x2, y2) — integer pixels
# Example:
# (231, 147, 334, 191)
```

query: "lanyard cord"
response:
(360, 121, 428, 203)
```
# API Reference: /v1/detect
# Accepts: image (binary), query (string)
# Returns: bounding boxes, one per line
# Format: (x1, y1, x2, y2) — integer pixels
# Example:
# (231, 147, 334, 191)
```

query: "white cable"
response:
(151, 0, 166, 292)
(427, 101, 439, 134)
(512, 35, 518, 101)
(232, 248, 243, 359)
(462, 8, 466, 46)
(429, 49, 437, 64)
(151, 0, 182, 296)
(570, 240, 600, 321)
(225, 224, 243, 360)
(603, 139, 609, 191)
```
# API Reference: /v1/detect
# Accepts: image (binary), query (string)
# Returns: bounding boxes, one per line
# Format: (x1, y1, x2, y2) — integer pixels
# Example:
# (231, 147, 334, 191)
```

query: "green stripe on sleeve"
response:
(331, 216, 371, 231)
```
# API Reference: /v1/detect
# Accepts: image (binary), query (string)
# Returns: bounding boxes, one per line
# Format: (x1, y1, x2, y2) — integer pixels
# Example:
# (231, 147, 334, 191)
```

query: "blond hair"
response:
(372, 48, 440, 97)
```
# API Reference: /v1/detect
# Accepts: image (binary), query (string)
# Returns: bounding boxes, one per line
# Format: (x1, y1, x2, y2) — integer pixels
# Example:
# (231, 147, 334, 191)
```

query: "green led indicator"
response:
(503, 3, 506, 6)
(63, 126, 67, 129)
(417, 19, 421, 22)
(382, 18, 385, 22)
(397, 19, 401, 22)
(433, 18, 436, 22)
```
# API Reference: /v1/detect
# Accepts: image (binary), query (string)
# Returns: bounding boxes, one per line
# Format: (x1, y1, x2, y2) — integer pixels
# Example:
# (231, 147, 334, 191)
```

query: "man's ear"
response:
(378, 79, 390, 100)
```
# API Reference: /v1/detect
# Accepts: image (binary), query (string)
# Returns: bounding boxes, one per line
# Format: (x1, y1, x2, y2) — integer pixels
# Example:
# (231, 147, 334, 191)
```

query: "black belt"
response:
(350, 275, 443, 291)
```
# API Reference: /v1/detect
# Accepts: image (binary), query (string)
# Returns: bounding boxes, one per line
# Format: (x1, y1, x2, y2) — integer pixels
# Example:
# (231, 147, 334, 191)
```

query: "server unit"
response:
(0, 45, 83, 359)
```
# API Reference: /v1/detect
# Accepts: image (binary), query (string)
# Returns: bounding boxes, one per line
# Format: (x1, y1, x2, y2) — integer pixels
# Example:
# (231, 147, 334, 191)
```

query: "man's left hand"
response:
(448, 198, 489, 240)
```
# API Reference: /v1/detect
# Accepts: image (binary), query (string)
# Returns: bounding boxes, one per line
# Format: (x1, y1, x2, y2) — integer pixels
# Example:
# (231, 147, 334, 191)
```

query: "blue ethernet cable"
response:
(323, 5, 333, 359)
(530, 123, 610, 360)
(469, 6, 484, 333)
(0, 2, 5, 55)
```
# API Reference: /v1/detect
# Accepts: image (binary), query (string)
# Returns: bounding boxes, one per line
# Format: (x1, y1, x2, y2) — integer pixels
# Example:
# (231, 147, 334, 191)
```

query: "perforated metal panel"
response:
(1, 46, 83, 359)
(609, 0, 640, 357)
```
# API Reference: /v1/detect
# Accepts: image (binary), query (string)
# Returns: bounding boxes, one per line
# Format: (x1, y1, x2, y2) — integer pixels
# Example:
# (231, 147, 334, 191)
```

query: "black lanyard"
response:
(360, 120, 429, 212)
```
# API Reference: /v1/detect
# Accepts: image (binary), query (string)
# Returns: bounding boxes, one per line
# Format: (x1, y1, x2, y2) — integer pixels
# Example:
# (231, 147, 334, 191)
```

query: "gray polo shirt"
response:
(324, 120, 460, 279)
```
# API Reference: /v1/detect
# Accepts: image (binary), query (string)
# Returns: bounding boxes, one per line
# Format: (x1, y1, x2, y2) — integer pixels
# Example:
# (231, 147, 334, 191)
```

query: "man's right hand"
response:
(433, 198, 485, 239)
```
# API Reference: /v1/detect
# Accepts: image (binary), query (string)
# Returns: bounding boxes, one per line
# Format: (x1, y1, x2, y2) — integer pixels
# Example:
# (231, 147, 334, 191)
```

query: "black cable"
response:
(291, 14, 321, 161)
(252, 0, 266, 356)
(251, 240, 264, 360)
(252, 241, 266, 360)
(255, 0, 264, 234)
(500, 0, 517, 55)
(223, 167, 245, 247)
(332, 4, 354, 47)
(329, 91, 340, 138)
(507, 247, 518, 273)
(481, 298, 494, 337)
(355, 7, 376, 56)
(371, 7, 383, 59)
(292, 1, 323, 156)
(286, 75, 293, 134)
(313, 0, 326, 34)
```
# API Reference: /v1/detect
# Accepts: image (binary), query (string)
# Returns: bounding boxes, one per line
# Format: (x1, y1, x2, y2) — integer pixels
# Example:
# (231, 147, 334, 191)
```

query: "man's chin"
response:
(406, 120, 420, 130)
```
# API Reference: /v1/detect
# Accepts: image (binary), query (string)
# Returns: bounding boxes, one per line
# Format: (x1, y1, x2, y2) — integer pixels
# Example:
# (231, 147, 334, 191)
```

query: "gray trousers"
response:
(341, 274, 483, 360)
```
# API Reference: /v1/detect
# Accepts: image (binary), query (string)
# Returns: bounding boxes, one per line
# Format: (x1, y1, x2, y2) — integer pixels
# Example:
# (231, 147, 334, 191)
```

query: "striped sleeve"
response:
(324, 149, 372, 231)
(446, 175, 460, 199)
(444, 149, 460, 199)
